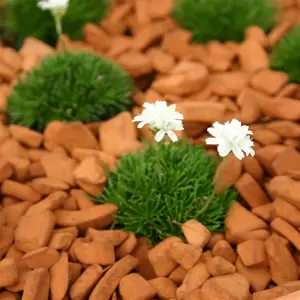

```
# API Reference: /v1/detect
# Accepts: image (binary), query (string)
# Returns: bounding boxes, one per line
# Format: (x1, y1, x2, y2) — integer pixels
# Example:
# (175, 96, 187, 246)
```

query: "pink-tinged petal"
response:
(167, 131, 178, 142)
(205, 138, 219, 145)
(155, 130, 165, 142)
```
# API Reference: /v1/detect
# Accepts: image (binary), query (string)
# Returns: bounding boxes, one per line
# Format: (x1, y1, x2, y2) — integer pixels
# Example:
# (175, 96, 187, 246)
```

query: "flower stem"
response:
(155, 140, 160, 173)
(54, 15, 65, 52)
(199, 156, 227, 215)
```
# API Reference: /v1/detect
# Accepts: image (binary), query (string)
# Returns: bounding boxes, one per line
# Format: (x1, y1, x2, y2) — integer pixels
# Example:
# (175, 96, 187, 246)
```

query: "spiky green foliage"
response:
(4, 0, 109, 46)
(172, 0, 277, 43)
(271, 26, 300, 83)
(7, 51, 134, 131)
(94, 142, 237, 244)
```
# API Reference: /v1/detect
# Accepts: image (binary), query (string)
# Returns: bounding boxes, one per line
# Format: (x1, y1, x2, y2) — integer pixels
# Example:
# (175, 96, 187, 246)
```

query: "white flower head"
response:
(37, 0, 69, 17)
(132, 101, 184, 143)
(206, 119, 255, 160)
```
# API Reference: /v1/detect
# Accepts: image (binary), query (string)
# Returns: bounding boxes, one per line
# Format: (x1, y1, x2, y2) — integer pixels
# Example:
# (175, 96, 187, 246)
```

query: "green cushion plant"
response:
(271, 25, 300, 83)
(172, 0, 277, 43)
(7, 51, 134, 132)
(94, 141, 237, 244)
(4, 0, 109, 46)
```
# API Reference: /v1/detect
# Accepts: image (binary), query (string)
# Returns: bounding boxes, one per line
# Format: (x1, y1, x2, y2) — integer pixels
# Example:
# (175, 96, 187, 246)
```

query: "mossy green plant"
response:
(94, 141, 237, 244)
(271, 25, 300, 83)
(7, 51, 134, 132)
(172, 0, 277, 44)
(4, 0, 109, 46)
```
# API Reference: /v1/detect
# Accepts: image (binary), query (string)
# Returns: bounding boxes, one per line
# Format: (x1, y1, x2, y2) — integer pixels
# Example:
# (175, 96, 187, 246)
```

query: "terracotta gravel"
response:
(0, 0, 299, 299)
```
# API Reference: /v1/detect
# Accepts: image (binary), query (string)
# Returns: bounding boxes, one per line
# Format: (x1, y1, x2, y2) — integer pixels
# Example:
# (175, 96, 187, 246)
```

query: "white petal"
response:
(172, 119, 182, 125)
(137, 121, 147, 129)
(132, 115, 145, 122)
(155, 130, 166, 142)
(231, 119, 241, 128)
(217, 144, 231, 157)
(218, 150, 230, 158)
(213, 121, 222, 128)
(232, 147, 244, 160)
(207, 127, 218, 137)
(37, 1, 48, 9)
(143, 102, 152, 108)
(167, 131, 178, 142)
(249, 148, 255, 157)
(206, 119, 255, 159)
(171, 120, 184, 131)
(175, 112, 184, 120)
(155, 101, 167, 109)
(240, 125, 252, 136)
(239, 137, 254, 153)
(174, 124, 184, 131)
(137, 100, 185, 134)
(244, 147, 255, 157)
(205, 138, 219, 145)
(37, 0, 68, 9)
(169, 104, 176, 111)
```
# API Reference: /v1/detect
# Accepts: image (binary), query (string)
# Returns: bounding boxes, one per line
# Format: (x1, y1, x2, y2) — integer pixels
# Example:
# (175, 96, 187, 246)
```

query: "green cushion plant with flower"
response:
(172, 0, 277, 43)
(4, 0, 109, 47)
(94, 101, 255, 244)
(7, 0, 134, 132)
(271, 25, 300, 83)
(95, 101, 255, 244)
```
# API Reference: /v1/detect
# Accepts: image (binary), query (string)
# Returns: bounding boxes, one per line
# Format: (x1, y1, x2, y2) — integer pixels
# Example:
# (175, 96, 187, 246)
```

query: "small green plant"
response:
(172, 0, 277, 43)
(271, 25, 300, 83)
(94, 142, 237, 244)
(7, 51, 134, 131)
(4, 0, 109, 46)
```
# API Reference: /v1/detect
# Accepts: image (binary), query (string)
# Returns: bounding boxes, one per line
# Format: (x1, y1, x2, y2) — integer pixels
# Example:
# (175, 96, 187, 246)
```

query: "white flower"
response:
(132, 101, 184, 143)
(206, 119, 255, 160)
(37, 0, 69, 16)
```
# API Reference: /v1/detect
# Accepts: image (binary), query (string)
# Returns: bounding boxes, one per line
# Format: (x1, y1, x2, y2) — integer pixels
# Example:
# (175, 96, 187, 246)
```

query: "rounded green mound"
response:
(4, 0, 109, 46)
(95, 142, 237, 244)
(271, 26, 300, 83)
(8, 51, 134, 132)
(172, 0, 277, 44)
